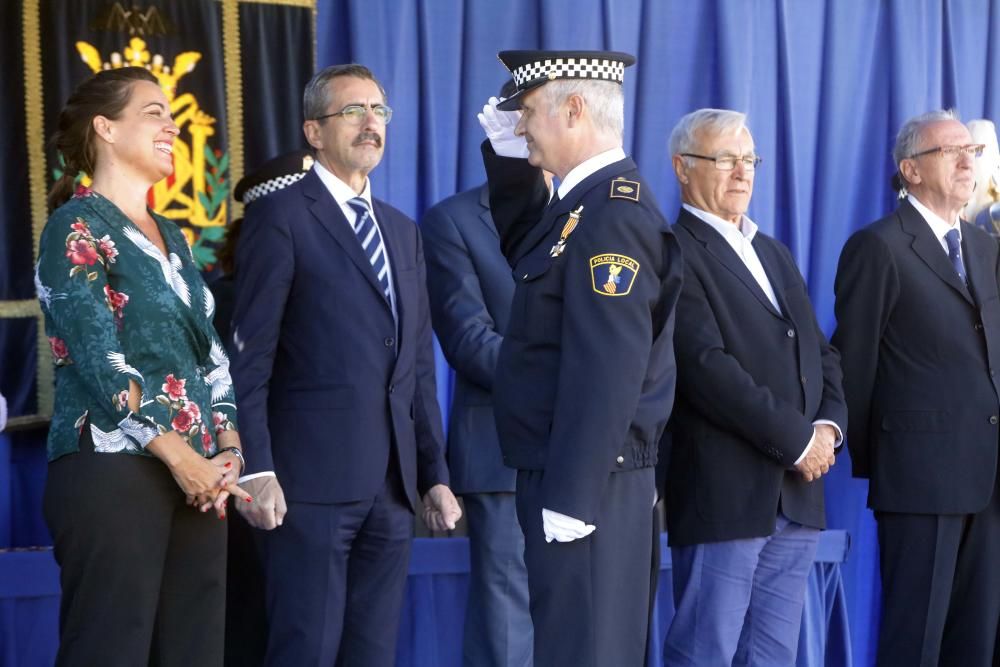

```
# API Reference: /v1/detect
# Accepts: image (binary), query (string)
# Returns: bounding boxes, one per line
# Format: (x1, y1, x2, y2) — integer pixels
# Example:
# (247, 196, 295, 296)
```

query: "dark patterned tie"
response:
(347, 197, 392, 304)
(945, 228, 967, 284)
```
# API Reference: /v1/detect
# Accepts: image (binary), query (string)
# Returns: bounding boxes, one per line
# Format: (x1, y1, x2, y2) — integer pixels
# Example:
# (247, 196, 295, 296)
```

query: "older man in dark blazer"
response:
(230, 64, 460, 667)
(661, 108, 847, 667)
(833, 110, 1000, 666)
(422, 179, 534, 667)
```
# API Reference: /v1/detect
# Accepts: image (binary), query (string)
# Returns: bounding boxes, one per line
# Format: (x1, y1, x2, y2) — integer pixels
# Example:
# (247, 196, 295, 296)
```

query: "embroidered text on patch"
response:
(590, 254, 640, 296)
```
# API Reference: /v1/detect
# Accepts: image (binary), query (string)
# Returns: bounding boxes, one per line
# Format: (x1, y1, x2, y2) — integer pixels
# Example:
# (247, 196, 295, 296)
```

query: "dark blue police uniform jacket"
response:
(481, 142, 683, 523)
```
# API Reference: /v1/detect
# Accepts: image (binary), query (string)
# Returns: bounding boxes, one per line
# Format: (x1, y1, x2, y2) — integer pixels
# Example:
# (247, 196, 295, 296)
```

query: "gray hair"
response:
(539, 79, 624, 141)
(303, 64, 387, 122)
(669, 109, 748, 163)
(892, 109, 959, 166)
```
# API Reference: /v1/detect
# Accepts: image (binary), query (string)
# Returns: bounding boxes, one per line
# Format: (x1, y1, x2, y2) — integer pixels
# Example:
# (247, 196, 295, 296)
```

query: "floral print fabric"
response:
(36, 188, 238, 460)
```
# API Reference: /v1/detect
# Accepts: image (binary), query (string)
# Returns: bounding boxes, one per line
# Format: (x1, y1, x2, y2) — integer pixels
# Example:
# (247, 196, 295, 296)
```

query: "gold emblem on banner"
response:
(73, 36, 227, 267)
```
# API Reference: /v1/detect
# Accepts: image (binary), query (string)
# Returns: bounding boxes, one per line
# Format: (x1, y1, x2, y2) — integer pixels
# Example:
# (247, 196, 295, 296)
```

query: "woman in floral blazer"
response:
(36, 67, 250, 666)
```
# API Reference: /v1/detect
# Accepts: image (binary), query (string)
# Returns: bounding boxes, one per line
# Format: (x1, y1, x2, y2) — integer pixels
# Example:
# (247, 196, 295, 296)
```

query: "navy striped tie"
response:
(347, 197, 392, 304)
(945, 228, 967, 284)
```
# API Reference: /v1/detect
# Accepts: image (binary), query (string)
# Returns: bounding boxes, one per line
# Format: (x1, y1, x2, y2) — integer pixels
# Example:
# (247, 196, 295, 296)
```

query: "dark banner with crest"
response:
(0, 0, 314, 432)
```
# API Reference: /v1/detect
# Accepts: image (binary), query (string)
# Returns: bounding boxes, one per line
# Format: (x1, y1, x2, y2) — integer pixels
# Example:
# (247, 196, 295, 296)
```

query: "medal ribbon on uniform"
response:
(550, 205, 584, 257)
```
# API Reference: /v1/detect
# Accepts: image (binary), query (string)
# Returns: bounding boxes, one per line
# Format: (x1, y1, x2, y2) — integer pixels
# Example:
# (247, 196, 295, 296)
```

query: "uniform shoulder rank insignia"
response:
(590, 253, 640, 296)
(609, 178, 640, 202)
(549, 205, 583, 257)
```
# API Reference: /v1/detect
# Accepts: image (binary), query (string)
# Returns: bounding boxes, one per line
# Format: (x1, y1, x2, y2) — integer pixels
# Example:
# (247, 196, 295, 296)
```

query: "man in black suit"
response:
(833, 110, 1000, 666)
(660, 108, 846, 666)
(230, 64, 461, 666)
(478, 50, 683, 666)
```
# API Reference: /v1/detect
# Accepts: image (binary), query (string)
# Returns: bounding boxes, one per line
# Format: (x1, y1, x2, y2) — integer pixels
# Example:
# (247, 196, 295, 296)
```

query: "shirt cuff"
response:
(117, 413, 160, 449)
(794, 420, 844, 466)
(813, 420, 844, 448)
(238, 470, 276, 484)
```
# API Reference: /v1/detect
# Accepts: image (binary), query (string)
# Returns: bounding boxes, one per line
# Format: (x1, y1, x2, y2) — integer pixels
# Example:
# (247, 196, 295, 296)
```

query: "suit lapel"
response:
(678, 210, 783, 318)
(302, 170, 393, 306)
(478, 185, 498, 239)
(962, 221, 993, 308)
(372, 199, 404, 314)
(753, 236, 793, 315)
(898, 200, 973, 304)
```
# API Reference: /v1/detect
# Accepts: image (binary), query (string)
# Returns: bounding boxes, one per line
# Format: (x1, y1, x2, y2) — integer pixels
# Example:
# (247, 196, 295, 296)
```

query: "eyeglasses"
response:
(908, 144, 985, 160)
(681, 153, 762, 171)
(314, 103, 393, 125)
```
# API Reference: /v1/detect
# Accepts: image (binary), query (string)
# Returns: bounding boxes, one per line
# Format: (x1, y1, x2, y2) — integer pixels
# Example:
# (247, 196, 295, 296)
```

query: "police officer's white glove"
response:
(478, 96, 529, 159)
(542, 507, 596, 543)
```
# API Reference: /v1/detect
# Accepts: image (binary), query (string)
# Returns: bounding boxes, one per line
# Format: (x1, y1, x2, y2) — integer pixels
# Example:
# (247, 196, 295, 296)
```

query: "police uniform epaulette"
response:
(609, 178, 640, 202)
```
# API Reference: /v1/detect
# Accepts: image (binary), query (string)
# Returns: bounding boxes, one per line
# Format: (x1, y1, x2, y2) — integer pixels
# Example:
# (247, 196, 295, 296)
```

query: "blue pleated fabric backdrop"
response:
(312, 2, 1000, 664)
(3, 2, 999, 665)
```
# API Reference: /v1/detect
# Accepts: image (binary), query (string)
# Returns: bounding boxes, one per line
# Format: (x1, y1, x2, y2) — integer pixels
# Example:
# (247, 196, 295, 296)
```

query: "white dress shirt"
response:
(557, 147, 627, 200)
(314, 162, 398, 321)
(908, 194, 963, 256)
(683, 204, 842, 465)
(683, 204, 782, 312)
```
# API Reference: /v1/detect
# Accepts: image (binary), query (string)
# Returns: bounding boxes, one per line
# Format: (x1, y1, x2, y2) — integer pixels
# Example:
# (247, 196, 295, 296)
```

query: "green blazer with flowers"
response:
(36, 187, 238, 460)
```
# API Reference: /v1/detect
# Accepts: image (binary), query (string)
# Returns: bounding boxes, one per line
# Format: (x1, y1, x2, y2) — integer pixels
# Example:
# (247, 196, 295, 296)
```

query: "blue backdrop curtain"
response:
(313, 1, 1000, 664)
(3, 1, 1000, 665)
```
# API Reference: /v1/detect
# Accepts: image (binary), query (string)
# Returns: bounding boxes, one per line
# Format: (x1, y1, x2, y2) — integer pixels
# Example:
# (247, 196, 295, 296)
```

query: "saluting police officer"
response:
(478, 50, 683, 666)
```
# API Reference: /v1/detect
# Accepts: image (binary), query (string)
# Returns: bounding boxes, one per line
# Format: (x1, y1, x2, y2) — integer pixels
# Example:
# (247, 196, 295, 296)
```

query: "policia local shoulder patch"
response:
(590, 254, 639, 296)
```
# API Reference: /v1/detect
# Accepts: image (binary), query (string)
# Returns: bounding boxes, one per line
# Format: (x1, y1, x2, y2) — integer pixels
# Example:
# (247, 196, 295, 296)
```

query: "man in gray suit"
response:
(421, 83, 541, 665)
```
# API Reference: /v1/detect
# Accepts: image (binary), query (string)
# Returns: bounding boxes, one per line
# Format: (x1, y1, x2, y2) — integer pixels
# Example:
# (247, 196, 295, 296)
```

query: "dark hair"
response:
(303, 64, 387, 121)
(47, 67, 159, 210)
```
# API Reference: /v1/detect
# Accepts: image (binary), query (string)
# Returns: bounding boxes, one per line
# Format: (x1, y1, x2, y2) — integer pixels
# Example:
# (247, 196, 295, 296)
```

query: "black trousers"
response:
(262, 459, 413, 667)
(43, 426, 227, 667)
(516, 467, 657, 667)
(876, 473, 1000, 667)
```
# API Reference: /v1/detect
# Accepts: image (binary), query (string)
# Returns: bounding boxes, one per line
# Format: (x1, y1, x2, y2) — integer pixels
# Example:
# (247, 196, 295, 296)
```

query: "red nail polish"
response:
(245, 496, 253, 503)
(224, 462, 232, 468)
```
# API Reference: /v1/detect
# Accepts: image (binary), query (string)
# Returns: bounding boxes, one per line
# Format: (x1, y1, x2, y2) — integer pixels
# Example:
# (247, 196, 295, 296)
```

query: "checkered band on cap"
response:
(511, 57, 627, 87)
(242, 172, 308, 205)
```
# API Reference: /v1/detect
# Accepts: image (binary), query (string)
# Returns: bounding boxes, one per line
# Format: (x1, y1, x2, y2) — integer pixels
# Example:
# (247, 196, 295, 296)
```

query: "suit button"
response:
(975, 322, 984, 331)
(991, 368, 996, 377)
(800, 376, 807, 385)
(991, 416, 998, 425)
(786, 329, 795, 338)
(388, 384, 395, 394)
(384, 337, 395, 347)
(616, 455, 625, 466)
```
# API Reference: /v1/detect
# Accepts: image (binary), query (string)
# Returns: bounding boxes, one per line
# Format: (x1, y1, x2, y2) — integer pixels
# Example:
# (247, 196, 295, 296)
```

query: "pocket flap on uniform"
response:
(514, 254, 554, 282)
(880, 410, 951, 433)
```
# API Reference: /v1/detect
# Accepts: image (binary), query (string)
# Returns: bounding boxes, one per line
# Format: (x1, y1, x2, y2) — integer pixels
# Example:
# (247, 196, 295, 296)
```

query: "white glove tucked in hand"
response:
(478, 96, 529, 159)
(542, 507, 596, 543)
